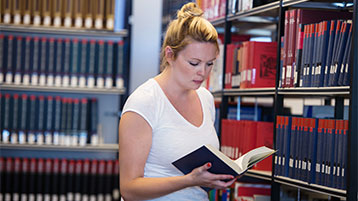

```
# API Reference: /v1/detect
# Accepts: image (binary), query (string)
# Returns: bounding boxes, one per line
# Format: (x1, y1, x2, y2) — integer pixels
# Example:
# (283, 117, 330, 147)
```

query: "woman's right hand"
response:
(186, 162, 236, 189)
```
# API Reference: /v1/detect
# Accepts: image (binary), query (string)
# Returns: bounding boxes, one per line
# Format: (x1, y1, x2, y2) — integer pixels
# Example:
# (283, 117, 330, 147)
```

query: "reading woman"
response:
(119, 3, 235, 200)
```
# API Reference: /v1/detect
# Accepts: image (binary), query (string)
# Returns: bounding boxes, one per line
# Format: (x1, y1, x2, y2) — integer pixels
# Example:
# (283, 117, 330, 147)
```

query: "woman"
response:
(119, 3, 235, 200)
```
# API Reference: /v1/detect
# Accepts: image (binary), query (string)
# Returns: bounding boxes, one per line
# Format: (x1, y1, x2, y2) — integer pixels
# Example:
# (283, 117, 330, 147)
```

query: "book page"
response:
(234, 146, 275, 171)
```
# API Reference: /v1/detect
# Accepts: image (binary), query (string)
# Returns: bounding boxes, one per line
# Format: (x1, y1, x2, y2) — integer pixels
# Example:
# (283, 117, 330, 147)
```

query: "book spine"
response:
(59, 159, 68, 201)
(96, 40, 105, 88)
(70, 38, 79, 87)
(0, 34, 4, 83)
(11, 94, 19, 144)
(116, 41, 124, 88)
(51, 159, 60, 201)
(72, 99, 80, 146)
(12, 158, 21, 201)
(112, 160, 120, 200)
(90, 98, 98, 145)
(5, 158, 13, 201)
(43, 158, 52, 201)
(5, 35, 14, 84)
(53, 0, 62, 27)
(27, 95, 37, 144)
(104, 160, 114, 201)
(23, 36, 31, 85)
(84, 0, 93, 28)
(87, 40, 96, 88)
(3, 0, 12, 24)
(47, 38, 55, 86)
(36, 158, 44, 201)
(55, 38, 63, 87)
(81, 159, 90, 201)
(45, 96, 53, 145)
(105, 41, 114, 88)
(28, 158, 36, 201)
(67, 160, 75, 201)
(97, 160, 106, 201)
(36, 96, 45, 145)
(66, 98, 73, 146)
(23, 0, 32, 25)
(64, 0, 73, 27)
(74, 0, 83, 28)
(105, 0, 115, 30)
(79, 39, 87, 88)
(31, 37, 40, 86)
(20, 158, 29, 201)
(53, 96, 62, 145)
(14, 36, 23, 85)
(79, 98, 88, 145)
(62, 38, 71, 87)
(74, 160, 82, 201)
(1, 94, 11, 143)
(94, 0, 105, 29)
(60, 98, 67, 145)
(39, 37, 47, 86)
(32, 0, 41, 25)
(89, 160, 98, 201)
(13, 0, 21, 24)
(18, 94, 28, 144)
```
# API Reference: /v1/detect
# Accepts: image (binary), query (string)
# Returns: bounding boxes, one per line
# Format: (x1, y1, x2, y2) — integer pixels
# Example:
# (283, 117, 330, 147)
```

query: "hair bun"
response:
(177, 2, 203, 20)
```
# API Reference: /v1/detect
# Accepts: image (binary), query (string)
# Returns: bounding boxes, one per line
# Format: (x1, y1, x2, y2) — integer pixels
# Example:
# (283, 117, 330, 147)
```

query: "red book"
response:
(286, 9, 297, 87)
(225, 44, 239, 89)
(255, 122, 274, 171)
(249, 42, 277, 88)
(281, 11, 290, 88)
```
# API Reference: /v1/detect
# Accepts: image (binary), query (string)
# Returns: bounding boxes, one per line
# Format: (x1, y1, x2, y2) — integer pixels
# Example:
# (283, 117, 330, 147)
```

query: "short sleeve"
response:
(122, 85, 159, 129)
(198, 87, 216, 123)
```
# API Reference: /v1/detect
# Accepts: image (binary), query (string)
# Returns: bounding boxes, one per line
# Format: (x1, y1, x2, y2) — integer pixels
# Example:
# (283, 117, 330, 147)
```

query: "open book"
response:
(172, 145, 276, 177)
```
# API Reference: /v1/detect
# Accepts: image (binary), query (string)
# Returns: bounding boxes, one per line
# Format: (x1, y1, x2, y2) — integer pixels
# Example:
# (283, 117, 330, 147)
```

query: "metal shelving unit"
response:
(0, 84, 126, 95)
(211, 0, 357, 200)
(0, 143, 119, 152)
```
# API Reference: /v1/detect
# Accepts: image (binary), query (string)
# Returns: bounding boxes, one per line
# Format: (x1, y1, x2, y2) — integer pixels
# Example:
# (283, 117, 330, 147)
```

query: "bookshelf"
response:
(206, 0, 357, 200)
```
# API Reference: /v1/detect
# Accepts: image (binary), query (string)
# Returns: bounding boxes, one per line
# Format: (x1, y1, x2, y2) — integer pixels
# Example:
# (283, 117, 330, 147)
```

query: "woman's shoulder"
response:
(128, 79, 159, 100)
(197, 87, 214, 101)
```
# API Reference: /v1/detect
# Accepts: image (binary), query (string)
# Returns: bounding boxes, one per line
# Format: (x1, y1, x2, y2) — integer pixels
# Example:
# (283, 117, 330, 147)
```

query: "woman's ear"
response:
(165, 46, 174, 62)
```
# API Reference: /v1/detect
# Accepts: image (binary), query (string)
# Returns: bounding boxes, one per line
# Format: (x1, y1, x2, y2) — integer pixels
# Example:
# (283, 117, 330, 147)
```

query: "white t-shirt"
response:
(122, 78, 219, 201)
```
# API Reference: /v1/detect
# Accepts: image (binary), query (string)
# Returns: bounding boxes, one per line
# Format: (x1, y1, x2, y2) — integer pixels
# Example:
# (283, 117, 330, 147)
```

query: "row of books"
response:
(221, 119, 273, 171)
(228, 0, 276, 15)
(0, 34, 124, 88)
(280, 9, 352, 88)
(226, 41, 277, 89)
(275, 116, 348, 190)
(0, 93, 99, 146)
(0, 157, 120, 201)
(1, 0, 126, 31)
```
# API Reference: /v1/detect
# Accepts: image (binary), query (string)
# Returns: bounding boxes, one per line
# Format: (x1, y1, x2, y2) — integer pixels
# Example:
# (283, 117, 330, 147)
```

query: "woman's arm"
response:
(119, 112, 235, 201)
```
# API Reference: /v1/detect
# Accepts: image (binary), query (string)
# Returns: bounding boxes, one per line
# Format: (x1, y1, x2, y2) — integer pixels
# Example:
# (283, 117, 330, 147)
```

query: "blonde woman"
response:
(119, 3, 235, 200)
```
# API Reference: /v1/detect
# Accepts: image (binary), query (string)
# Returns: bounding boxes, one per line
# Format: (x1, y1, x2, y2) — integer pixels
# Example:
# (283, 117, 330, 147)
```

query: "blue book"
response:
(339, 21, 352, 86)
(172, 144, 276, 186)
(343, 37, 352, 86)
(326, 119, 336, 187)
(306, 118, 318, 184)
(317, 21, 331, 87)
(295, 118, 303, 180)
(333, 120, 342, 188)
(323, 20, 337, 87)
(300, 25, 309, 87)
(315, 119, 324, 185)
(328, 20, 343, 86)
(282, 116, 292, 177)
(306, 24, 316, 87)
(341, 121, 348, 190)
(332, 21, 351, 86)
(288, 117, 297, 179)
(275, 116, 283, 176)
(311, 23, 320, 87)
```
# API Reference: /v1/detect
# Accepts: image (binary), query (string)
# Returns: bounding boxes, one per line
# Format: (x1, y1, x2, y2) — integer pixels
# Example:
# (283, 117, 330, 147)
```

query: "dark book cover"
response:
(51, 159, 60, 201)
(104, 160, 114, 201)
(2, 94, 11, 143)
(35, 158, 44, 201)
(97, 160, 106, 201)
(328, 20, 342, 86)
(39, 37, 47, 86)
(55, 38, 64, 87)
(47, 38, 56, 86)
(81, 159, 91, 201)
(53, 96, 62, 145)
(36, 96, 45, 144)
(79, 98, 88, 146)
(5, 35, 14, 84)
(90, 98, 98, 145)
(31, 37, 40, 85)
(0, 34, 4, 83)
(59, 159, 68, 201)
(74, 160, 82, 201)
(339, 22, 352, 86)
(113, 160, 120, 201)
(70, 38, 79, 87)
(63, 38, 71, 87)
(14, 36, 23, 85)
(89, 159, 98, 200)
(60, 98, 68, 146)
(44, 158, 52, 201)
(104, 40, 114, 88)
(5, 157, 13, 201)
(66, 98, 74, 145)
(19, 94, 28, 144)
(13, 158, 21, 201)
(79, 39, 88, 88)
(20, 158, 29, 201)
(45, 96, 54, 145)
(288, 117, 297, 179)
(28, 95, 37, 144)
(67, 160, 75, 201)
(307, 118, 318, 184)
(11, 94, 19, 144)
(115, 40, 124, 88)
(72, 98, 80, 145)
(87, 40, 96, 88)
(96, 40, 105, 88)
(22, 36, 32, 85)
(28, 158, 36, 201)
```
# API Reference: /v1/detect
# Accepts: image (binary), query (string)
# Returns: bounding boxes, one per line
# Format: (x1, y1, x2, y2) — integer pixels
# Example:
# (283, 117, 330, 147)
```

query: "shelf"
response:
(0, 84, 126, 95)
(210, 17, 226, 27)
(222, 88, 276, 96)
(0, 143, 119, 152)
(245, 169, 272, 181)
(0, 24, 128, 38)
(274, 176, 346, 199)
(277, 86, 350, 97)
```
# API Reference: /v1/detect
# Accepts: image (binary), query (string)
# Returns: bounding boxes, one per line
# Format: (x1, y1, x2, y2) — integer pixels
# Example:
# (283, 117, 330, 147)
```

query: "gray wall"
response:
(130, 0, 163, 93)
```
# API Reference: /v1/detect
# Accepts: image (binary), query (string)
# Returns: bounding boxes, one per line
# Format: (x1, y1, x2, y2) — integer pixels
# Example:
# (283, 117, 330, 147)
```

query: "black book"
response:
(20, 158, 29, 201)
(19, 94, 28, 144)
(35, 158, 44, 201)
(81, 159, 91, 201)
(59, 159, 68, 201)
(12, 158, 21, 201)
(104, 160, 114, 201)
(51, 159, 60, 201)
(67, 160, 75, 201)
(43, 158, 52, 201)
(5, 157, 13, 201)
(113, 160, 120, 201)
(89, 160, 98, 200)
(97, 160, 106, 201)
(28, 158, 37, 201)
(11, 94, 19, 144)
(74, 160, 83, 201)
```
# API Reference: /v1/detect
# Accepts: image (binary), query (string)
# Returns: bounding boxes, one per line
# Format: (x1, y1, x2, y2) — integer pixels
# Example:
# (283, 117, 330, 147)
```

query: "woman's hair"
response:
(160, 2, 219, 71)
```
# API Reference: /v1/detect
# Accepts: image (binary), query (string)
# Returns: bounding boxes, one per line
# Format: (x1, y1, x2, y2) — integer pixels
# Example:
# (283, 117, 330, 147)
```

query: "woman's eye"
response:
(207, 62, 214, 66)
(189, 62, 199, 66)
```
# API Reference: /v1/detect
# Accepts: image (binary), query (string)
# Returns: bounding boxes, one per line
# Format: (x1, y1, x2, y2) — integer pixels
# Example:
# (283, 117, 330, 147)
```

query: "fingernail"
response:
(206, 162, 212, 168)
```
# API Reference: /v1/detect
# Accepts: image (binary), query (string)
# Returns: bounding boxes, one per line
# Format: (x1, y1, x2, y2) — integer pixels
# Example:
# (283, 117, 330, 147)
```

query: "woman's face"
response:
(168, 41, 218, 90)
